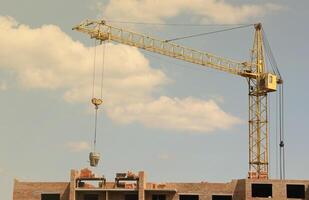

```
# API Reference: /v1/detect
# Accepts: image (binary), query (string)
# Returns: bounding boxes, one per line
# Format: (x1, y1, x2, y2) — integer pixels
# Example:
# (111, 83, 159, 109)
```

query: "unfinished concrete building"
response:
(13, 168, 309, 200)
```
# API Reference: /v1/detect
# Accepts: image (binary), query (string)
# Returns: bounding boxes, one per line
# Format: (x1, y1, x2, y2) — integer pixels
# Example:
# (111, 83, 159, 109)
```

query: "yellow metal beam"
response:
(73, 20, 256, 78)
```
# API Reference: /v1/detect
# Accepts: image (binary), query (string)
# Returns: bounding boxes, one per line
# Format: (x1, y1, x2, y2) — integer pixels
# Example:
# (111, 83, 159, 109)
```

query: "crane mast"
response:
(248, 23, 268, 179)
(73, 20, 282, 179)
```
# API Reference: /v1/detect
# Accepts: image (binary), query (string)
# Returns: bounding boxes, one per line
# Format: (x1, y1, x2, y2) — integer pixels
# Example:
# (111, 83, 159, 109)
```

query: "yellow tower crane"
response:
(73, 20, 283, 179)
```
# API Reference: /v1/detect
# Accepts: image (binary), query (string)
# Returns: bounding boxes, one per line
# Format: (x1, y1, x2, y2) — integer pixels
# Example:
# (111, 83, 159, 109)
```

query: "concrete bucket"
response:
(89, 152, 100, 167)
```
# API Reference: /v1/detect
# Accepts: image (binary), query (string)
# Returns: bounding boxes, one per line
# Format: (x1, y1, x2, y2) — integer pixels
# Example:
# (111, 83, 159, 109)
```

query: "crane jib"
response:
(73, 22, 252, 77)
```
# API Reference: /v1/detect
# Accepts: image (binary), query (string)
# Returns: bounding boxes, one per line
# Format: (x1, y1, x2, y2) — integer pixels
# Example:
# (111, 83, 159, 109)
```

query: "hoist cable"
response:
(100, 42, 106, 99)
(93, 108, 98, 151)
(268, 94, 272, 178)
(91, 40, 107, 153)
(279, 85, 283, 179)
(262, 28, 285, 179)
(278, 83, 286, 179)
(281, 84, 286, 179)
(164, 24, 253, 42)
(262, 28, 281, 78)
(265, 31, 280, 77)
(275, 87, 279, 178)
(92, 38, 98, 152)
(92, 39, 98, 98)
(91, 39, 98, 152)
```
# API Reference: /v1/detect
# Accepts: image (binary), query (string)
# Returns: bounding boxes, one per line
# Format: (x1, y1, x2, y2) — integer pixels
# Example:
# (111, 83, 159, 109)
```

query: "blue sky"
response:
(1, 0, 309, 199)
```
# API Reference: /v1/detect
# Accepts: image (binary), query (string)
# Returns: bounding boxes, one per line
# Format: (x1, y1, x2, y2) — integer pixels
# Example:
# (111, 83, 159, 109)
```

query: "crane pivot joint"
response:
(254, 23, 262, 30)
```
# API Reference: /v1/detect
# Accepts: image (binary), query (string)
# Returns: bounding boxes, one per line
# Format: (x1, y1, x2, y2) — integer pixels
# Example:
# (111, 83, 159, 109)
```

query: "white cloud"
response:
(0, 16, 165, 103)
(66, 141, 91, 152)
(0, 16, 242, 133)
(101, 0, 283, 24)
(108, 96, 242, 132)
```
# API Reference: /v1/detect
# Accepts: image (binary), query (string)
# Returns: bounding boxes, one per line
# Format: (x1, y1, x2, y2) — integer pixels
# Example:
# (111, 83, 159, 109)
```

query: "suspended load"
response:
(89, 152, 100, 167)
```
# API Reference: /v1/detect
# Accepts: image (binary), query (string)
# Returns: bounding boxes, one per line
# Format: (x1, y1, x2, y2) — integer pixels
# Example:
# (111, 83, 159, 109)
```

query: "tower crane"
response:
(73, 20, 283, 179)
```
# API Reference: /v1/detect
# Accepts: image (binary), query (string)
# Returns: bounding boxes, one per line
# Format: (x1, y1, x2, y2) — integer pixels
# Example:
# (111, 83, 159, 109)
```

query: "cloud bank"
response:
(0, 16, 241, 133)
(101, 0, 283, 24)
(108, 97, 241, 132)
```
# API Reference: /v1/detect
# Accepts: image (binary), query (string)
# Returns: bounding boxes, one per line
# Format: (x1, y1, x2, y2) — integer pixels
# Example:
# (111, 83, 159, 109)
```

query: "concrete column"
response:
(106, 191, 109, 200)
(69, 169, 79, 200)
(138, 171, 146, 200)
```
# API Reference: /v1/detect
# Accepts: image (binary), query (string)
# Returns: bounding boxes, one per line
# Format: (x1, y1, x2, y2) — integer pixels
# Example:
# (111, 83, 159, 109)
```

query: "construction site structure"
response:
(72, 20, 283, 179)
(13, 169, 309, 200)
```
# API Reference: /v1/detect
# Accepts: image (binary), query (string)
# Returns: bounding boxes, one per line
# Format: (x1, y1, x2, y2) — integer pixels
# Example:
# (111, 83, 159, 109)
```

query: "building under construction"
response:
(12, 20, 309, 200)
(13, 168, 309, 200)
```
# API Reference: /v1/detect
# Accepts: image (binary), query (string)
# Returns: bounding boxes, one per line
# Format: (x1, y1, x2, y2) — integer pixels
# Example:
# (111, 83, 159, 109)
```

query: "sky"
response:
(1, 0, 309, 199)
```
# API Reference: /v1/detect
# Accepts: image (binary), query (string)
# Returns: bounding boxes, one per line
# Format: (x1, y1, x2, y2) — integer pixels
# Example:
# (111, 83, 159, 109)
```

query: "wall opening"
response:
(287, 184, 305, 199)
(212, 195, 232, 200)
(41, 194, 60, 200)
(78, 181, 85, 187)
(84, 194, 99, 200)
(125, 194, 138, 200)
(251, 183, 272, 198)
(152, 194, 166, 200)
(179, 195, 199, 200)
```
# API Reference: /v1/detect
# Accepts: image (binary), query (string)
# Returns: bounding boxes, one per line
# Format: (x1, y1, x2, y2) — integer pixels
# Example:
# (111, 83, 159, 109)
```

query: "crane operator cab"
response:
(260, 73, 278, 92)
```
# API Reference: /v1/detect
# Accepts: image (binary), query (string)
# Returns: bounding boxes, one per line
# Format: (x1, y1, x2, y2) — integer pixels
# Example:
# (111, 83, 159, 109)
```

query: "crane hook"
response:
(91, 98, 103, 109)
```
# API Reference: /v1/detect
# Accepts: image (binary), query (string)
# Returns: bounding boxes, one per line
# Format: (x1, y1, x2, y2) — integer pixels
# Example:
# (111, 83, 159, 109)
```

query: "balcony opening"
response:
(152, 194, 166, 200)
(125, 194, 138, 200)
(84, 194, 99, 200)
(251, 183, 272, 198)
(212, 195, 232, 200)
(287, 184, 305, 199)
(179, 195, 199, 200)
(41, 194, 60, 200)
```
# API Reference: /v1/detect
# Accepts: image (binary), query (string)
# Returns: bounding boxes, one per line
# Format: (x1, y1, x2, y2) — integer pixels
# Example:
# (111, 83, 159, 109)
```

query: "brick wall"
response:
(245, 179, 309, 200)
(13, 169, 309, 200)
(161, 180, 245, 200)
(13, 180, 70, 200)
